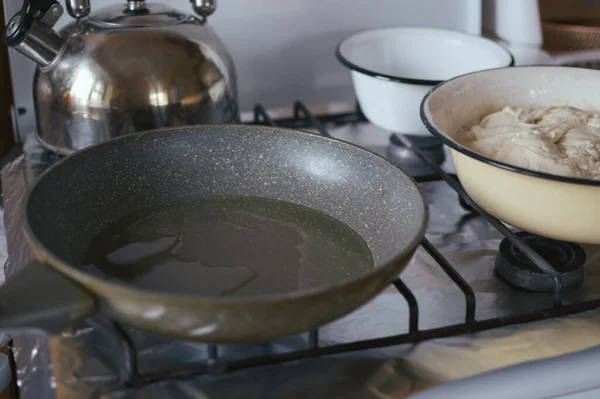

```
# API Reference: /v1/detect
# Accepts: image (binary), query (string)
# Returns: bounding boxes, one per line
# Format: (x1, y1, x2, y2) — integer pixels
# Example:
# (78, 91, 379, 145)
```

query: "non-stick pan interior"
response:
(25, 126, 426, 279)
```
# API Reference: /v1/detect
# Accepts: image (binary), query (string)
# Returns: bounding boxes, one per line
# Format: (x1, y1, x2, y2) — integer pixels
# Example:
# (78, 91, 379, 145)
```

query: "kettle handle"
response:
(0, 262, 95, 335)
(4, 0, 60, 45)
(3, 0, 66, 67)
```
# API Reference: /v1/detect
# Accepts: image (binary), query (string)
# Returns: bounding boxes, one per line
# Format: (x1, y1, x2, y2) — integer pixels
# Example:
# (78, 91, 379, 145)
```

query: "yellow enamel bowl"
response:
(421, 66, 600, 244)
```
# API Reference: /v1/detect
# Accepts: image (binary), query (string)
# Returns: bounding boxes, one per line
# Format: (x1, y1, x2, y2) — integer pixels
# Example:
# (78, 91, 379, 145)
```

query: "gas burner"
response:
(386, 134, 445, 178)
(495, 232, 586, 292)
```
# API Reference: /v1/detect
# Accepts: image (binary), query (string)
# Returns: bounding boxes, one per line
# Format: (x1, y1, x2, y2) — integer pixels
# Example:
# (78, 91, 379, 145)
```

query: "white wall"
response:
(3, 0, 481, 138)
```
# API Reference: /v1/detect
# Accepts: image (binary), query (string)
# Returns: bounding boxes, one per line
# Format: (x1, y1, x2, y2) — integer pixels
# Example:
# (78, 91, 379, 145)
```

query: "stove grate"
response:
(111, 101, 600, 388)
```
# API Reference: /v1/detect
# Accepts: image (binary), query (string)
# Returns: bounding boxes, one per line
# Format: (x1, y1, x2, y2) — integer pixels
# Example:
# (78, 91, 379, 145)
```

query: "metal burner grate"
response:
(113, 101, 600, 388)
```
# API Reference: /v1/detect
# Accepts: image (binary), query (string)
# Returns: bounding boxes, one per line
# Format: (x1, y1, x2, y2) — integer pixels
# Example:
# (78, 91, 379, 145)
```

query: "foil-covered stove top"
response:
(4, 124, 600, 399)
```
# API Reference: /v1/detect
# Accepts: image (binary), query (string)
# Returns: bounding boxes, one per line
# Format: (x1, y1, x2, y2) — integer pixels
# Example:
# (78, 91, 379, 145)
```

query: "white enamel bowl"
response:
(337, 27, 514, 135)
(421, 66, 600, 244)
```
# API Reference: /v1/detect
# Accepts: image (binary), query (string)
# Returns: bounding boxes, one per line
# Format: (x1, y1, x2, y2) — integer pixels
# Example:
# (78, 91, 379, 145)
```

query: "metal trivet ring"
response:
(495, 231, 586, 292)
(386, 134, 445, 178)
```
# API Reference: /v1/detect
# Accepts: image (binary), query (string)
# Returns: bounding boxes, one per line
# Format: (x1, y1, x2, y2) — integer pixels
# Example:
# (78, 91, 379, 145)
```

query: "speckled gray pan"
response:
(0, 125, 427, 343)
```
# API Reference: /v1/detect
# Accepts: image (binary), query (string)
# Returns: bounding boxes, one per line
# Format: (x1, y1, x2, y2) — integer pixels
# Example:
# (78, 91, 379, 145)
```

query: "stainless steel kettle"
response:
(4, 0, 238, 155)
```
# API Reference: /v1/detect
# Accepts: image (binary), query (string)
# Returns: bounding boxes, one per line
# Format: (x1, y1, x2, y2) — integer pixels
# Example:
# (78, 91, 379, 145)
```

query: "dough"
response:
(464, 106, 600, 180)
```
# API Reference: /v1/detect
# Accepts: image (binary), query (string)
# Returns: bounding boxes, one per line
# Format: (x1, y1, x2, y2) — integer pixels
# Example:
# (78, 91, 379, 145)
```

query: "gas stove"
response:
(5, 102, 600, 399)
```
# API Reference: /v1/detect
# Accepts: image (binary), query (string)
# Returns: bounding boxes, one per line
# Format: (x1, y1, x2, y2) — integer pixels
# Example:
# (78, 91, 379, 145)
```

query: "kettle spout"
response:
(4, 1, 67, 68)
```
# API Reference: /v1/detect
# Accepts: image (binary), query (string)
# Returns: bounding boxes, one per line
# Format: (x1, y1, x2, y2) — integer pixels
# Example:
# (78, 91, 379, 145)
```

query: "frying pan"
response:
(420, 65, 600, 244)
(0, 125, 427, 343)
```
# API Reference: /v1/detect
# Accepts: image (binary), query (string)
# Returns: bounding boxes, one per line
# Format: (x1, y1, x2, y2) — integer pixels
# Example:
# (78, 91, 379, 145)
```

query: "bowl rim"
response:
(336, 26, 515, 86)
(420, 64, 600, 187)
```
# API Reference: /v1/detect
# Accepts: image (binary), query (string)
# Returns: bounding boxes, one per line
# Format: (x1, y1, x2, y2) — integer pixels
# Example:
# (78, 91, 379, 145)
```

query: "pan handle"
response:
(0, 262, 95, 335)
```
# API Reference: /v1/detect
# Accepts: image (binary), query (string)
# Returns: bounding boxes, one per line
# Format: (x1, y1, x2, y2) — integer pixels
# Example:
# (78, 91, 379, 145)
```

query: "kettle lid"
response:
(88, 2, 189, 28)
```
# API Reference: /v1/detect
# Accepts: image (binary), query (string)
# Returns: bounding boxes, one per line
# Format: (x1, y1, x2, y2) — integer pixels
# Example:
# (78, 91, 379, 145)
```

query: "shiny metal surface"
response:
(5, 1, 65, 67)
(37, 3, 237, 155)
(65, 0, 90, 18)
(13, 20, 64, 68)
(40, 2, 65, 26)
(192, 0, 217, 18)
(6, 16, 19, 35)
(127, 0, 145, 11)
(7, 1, 237, 155)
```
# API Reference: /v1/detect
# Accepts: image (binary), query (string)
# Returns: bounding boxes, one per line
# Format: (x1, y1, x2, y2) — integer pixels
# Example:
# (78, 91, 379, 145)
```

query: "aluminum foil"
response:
(1, 134, 63, 399)
(4, 132, 600, 398)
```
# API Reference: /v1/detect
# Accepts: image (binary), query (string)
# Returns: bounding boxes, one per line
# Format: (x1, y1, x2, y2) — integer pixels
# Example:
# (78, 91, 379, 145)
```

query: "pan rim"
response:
(22, 124, 429, 305)
(420, 64, 600, 187)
